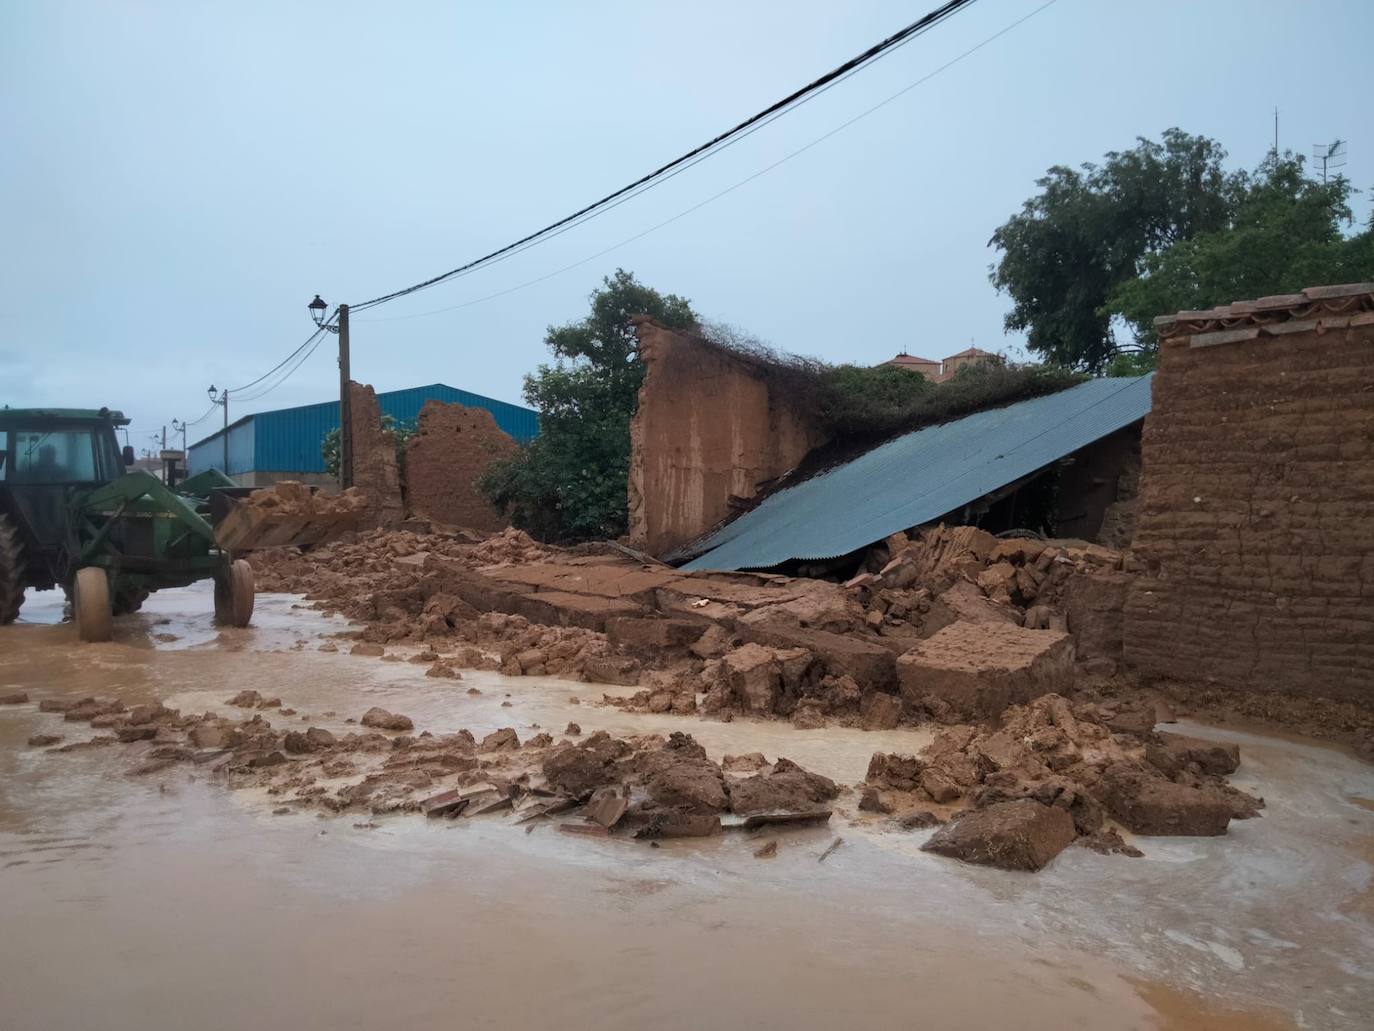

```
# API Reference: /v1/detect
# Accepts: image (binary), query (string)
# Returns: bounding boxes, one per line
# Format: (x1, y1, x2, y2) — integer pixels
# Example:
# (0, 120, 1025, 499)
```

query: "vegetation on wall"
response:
(321, 415, 415, 483)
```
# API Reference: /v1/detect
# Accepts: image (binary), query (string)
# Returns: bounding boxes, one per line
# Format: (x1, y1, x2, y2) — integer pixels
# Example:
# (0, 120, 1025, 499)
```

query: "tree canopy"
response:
(1108, 155, 1374, 346)
(990, 129, 1373, 370)
(479, 269, 697, 542)
(990, 129, 1233, 371)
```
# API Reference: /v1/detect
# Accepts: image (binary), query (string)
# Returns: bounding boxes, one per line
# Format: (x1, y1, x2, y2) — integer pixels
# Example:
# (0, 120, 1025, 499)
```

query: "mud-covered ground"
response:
(2, 584, 1372, 1030)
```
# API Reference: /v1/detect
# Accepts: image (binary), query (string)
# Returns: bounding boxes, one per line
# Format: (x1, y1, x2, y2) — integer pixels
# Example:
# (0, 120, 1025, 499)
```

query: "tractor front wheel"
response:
(74, 567, 114, 642)
(0, 513, 24, 625)
(213, 559, 255, 628)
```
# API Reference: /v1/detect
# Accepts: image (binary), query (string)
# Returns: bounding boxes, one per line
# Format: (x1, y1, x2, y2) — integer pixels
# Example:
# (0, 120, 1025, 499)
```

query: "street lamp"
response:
(207, 384, 229, 476)
(308, 293, 352, 489)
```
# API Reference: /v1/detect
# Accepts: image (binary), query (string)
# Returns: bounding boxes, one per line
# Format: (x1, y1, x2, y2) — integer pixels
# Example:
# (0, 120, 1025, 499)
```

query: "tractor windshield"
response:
(0, 426, 112, 483)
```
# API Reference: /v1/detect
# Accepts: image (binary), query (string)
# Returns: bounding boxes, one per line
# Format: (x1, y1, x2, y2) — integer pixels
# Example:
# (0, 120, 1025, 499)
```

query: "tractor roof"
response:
(0, 406, 131, 426)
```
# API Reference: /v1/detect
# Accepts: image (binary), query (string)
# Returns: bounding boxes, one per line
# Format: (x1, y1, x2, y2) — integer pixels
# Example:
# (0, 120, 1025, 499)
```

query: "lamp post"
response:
(309, 295, 351, 490)
(207, 384, 229, 478)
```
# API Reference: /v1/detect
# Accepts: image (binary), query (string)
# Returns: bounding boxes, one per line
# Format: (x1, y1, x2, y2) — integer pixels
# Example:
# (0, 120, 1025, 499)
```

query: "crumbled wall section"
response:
(1124, 284, 1374, 701)
(405, 400, 517, 531)
(349, 381, 404, 530)
(628, 318, 828, 557)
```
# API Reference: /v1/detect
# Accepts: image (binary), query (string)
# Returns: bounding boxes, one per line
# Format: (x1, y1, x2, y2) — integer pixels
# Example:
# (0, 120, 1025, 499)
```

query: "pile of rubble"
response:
(862, 693, 1261, 870)
(19, 691, 841, 842)
(242, 480, 369, 516)
(247, 520, 1140, 735)
(12, 685, 1269, 872)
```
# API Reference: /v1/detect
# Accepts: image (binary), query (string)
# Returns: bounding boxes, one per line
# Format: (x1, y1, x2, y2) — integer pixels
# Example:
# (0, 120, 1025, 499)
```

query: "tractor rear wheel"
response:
(213, 559, 255, 628)
(0, 514, 24, 625)
(74, 567, 113, 642)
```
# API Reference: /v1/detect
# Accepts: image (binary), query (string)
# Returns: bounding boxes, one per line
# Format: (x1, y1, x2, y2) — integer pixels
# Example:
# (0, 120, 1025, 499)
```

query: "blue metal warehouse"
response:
(188, 383, 539, 486)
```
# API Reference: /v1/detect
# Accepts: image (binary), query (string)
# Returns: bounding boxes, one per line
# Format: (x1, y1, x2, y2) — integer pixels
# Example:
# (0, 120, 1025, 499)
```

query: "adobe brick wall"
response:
(1123, 285, 1374, 701)
(349, 382, 403, 530)
(628, 318, 828, 557)
(404, 400, 517, 531)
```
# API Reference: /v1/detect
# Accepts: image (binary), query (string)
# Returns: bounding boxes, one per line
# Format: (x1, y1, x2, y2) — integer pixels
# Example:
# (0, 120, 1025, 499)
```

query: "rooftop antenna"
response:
(1312, 139, 1347, 184)
(1273, 107, 1278, 157)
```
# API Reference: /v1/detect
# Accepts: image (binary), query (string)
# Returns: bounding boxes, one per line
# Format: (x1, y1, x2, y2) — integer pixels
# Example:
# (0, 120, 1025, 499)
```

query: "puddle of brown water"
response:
(1130, 979, 1297, 1030)
(3, 584, 1374, 1030)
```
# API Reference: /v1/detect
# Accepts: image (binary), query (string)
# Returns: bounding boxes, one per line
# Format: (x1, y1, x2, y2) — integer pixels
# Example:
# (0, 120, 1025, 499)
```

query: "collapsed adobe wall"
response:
(628, 318, 828, 557)
(405, 400, 517, 531)
(1124, 284, 1374, 701)
(349, 382, 404, 530)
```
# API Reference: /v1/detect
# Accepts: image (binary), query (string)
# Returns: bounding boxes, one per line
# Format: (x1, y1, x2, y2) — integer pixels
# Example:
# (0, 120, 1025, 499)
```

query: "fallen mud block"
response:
(753, 840, 778, 859)
(582, 656, 640, 686)
(1098, 764, 1232, 836)
(1060, 571, 1129, 660)
(738, 622, 897, 691)
(420, 789, 469, 818)
(360, 707, 414, 732)
(897, 621, 1074, 720)
(859, 691, 902, 730)
(27, 734, 62, 747)
(585, 787, 629, 829)
(729, 759, 839, 815)
(39, 698, 86, 713)
(738, 810, 832, 832)
(1145, 732, 1241, 777)
(921, 799, 1076, 872)
(514, 797, 577, 824)
(606, 617, 708, 654)
(465, 793, 514, 817)
(1, 692, 29, 705)
(634, 813, 722, 839)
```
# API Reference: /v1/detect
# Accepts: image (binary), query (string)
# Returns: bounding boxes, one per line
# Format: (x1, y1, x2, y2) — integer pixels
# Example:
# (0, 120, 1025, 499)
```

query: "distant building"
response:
(883, 347, 998, 382)
(188, 383, 539, 487)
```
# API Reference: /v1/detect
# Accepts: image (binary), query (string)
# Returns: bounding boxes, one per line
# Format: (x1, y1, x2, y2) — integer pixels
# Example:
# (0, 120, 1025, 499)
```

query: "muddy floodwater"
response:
(2, 585, 1372, 1030)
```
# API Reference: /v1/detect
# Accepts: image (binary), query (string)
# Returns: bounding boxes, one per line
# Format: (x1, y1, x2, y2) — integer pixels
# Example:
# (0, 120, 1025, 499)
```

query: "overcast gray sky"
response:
(3, 0, 1370, 452)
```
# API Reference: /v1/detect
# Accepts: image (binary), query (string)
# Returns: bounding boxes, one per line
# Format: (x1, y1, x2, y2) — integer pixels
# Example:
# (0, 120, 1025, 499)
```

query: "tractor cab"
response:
(0, 408, 135, 592)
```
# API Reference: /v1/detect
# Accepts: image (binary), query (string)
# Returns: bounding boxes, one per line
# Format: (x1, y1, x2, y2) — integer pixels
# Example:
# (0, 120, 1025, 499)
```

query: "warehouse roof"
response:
(681, 374, 1153, 572)
(188, 382, 538, 476)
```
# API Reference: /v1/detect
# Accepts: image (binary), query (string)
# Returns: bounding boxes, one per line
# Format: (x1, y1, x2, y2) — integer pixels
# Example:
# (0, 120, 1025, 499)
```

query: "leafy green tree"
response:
(321, 415, 415, 480)
(1108, 155, 1374, 345)
(480, 269, 697, 542)
(990, 129, 1235, 371)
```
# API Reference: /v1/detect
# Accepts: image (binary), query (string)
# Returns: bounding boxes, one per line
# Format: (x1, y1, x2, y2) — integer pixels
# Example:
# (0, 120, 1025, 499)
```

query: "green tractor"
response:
(0, 407, 255, 641)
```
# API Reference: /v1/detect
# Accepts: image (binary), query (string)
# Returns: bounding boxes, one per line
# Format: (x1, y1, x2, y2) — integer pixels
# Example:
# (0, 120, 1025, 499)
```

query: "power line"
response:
(180, 401, 220, 428)
(358, 0, 1058, 325)
(226, 320, 333, 394)
(348, 0, 980, 313)
(231, 328, 331, 404)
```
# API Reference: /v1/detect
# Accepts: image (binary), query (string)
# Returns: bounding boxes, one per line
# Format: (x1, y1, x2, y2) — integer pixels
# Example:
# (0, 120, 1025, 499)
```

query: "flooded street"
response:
(2, 585, 1371, 1030)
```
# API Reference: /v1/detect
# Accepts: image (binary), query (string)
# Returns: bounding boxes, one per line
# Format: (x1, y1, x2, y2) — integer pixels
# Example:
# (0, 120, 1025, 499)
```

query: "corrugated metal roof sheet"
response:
(682, 374, 1153, 572)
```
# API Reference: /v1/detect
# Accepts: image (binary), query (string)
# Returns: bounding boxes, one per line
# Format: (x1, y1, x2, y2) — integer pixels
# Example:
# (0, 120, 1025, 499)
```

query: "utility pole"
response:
(207, 384, 230, 477)
(338, 303, 353, 490)
(221, 390, 229, 475)
(308, 294, 352, 491)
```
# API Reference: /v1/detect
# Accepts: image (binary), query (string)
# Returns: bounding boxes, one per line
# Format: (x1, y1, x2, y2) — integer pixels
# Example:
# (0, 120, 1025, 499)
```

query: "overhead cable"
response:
(358, 0, 1057, 324)
(348, 0, 979, 313)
